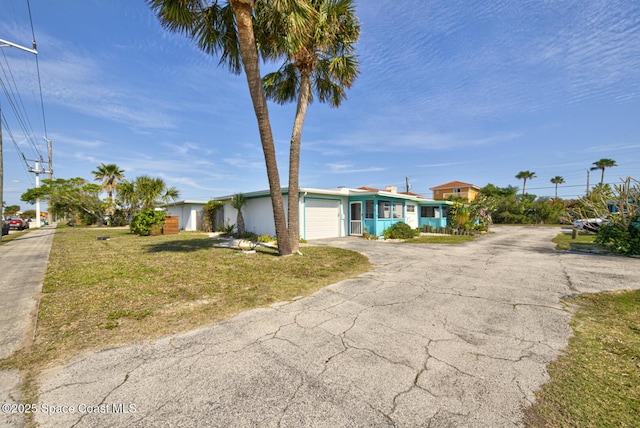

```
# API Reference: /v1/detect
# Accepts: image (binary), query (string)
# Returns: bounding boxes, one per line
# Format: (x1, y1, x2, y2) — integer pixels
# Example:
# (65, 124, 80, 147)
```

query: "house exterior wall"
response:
(432, 186, 479, 202)
(213, 188, 452, 239)
(164, 203, 206, 231)
(222, 192, 348, 239)
(418, 202, 450, 229)
(348, 195, 408, 237)
(223, 196, 290, 237)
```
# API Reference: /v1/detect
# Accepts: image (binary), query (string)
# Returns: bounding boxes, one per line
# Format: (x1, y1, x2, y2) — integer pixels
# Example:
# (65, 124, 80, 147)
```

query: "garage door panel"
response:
(305, 199, 341, 239)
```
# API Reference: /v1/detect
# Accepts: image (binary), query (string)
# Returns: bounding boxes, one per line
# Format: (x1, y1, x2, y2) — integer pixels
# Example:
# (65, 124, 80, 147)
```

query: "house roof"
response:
(162, 200, 208, 207)
(429, 181, 480, 190)
(213, 186, 450, 205)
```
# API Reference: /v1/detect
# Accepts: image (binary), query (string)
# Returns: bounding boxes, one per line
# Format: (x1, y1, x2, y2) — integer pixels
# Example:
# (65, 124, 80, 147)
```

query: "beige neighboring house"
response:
(430, 181, 480, 203)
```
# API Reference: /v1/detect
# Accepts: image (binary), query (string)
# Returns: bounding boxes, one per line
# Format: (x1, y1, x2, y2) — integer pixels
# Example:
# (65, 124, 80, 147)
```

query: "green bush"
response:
(595, 223, 640, 256)
(79, 211, 98, 226)
(257, 234, 272, 243)
(130, 209, 165, 236)
(383, 222, 417, 239)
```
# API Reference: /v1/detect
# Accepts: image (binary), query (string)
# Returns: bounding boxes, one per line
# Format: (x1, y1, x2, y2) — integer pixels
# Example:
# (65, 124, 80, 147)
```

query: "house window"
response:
(378, 200, 391, 219)
(365, 200, 374, 219)
(454, 188, 461, 194)
(393, 201, 404, 218)
(407, 205, 415, 213)
(421, 206, 435, 218)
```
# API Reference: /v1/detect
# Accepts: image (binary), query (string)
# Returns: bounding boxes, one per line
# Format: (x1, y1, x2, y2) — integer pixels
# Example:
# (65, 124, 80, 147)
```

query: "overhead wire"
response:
(0, 50, 42, 161)
(1, 107, 36, 186)
(27, 0, 49, 145)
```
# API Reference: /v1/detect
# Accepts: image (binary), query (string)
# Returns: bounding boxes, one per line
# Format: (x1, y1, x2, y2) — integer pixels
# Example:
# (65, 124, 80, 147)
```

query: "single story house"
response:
(430, 181, 480, 202)
(212, 186, 453, 240)
(163, 200, 208, 231)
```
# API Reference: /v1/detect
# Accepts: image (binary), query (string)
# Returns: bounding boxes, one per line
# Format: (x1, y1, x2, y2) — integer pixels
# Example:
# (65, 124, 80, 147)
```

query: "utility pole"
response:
(405, 177, 411, 194)
(586, 169, 590, 196)
(0, 36, 41, 230)
(45, 137, 52, 223)
(26, 156, 50, 228)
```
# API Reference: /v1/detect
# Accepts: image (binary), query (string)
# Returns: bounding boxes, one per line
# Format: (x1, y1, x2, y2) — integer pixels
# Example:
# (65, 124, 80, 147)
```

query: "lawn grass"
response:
(404, 234, 480, 244)
(525, 289, 640, 427)
(0, 229, 31, 245)
(552, 230, 597, 251)
(1, 225, 370, 374)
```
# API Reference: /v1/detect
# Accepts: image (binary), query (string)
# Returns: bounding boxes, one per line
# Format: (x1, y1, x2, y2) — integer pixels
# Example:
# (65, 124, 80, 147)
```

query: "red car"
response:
(7, 215, 28, 230)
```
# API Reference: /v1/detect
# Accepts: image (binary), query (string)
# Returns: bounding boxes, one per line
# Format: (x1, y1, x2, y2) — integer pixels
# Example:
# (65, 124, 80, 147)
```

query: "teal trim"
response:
(302, 196, 344, 239)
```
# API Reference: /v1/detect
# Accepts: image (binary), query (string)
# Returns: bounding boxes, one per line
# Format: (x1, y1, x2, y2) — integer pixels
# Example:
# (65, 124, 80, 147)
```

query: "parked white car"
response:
(573, 216, 607, 233)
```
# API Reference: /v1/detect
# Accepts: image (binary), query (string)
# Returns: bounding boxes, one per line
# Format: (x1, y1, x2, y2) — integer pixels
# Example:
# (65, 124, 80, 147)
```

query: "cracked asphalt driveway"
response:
(35, 226, 640, 427)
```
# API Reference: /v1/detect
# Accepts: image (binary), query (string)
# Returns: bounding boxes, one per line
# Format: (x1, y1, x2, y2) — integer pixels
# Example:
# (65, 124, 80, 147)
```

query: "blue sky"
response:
(1, 0, 639, 210)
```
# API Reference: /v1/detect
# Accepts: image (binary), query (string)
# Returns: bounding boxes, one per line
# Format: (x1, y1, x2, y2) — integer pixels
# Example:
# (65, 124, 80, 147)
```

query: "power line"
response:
(1, 107, 35, 185)
(27, 0, 48, 141)
(0, 51, 42, 160)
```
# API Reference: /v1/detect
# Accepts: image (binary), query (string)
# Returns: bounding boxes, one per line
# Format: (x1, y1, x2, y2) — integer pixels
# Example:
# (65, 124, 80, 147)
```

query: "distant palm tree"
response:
(550, 176, 565, 200)
(590, 158, 617, 184)
(231, 193, 247, 235)
(515, 171, 536, 195)
(92, 163, 124, 206)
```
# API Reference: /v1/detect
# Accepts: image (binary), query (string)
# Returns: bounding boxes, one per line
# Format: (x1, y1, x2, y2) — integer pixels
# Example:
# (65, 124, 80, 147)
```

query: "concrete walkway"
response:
(29, 226, 640, 427)
(0, 224, 56, 428)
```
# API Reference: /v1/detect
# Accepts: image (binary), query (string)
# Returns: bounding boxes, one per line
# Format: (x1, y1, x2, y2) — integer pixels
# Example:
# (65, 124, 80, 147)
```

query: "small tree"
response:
(230, 193, 247, 235)
(589, 177, 640, 255)
(3, 205, 20, 215)
(130, 208, 166, 236)
(203, 200, 225, 232)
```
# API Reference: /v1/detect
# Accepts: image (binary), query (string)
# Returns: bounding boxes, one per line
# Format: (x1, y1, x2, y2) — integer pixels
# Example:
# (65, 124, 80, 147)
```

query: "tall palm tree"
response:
(146, 0, 298, 256)
(231, 193, 247, 235)
(91, 163, 125, 206)
(590, 158, 617, 185)
(550, 176, 565, 200)
(258, 0, 359, 252)
(515, 171, 536, 195)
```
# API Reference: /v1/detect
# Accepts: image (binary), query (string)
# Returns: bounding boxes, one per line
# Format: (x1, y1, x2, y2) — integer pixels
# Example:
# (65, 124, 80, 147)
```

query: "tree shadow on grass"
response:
(144, 238, 279, 256)
(144, 238, 219, 253)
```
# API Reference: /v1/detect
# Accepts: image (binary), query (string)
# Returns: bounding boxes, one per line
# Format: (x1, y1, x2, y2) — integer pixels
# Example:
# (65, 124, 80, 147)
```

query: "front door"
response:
(350, 202, 362, 235)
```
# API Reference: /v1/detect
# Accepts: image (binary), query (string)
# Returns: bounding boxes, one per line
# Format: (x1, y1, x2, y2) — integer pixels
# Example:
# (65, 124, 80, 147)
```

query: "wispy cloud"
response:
(326, 162, 384, 174)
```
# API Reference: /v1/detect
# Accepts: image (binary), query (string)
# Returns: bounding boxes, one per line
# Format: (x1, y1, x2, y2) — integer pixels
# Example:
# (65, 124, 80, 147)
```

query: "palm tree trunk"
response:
(600, 168, 605, 184)
(522, 179, 527, 195)
(237, 211, 245, 235)
(230, 0, 292, 256)
(287, 70, 312, 253)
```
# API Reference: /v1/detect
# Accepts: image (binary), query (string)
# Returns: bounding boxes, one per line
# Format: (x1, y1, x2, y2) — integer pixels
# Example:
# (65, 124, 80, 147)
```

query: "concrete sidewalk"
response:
(30, 226, 640, 427)
(0, 224, 57, 428)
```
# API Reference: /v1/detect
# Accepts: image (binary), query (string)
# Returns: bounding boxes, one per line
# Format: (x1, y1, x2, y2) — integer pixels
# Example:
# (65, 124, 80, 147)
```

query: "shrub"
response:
(383, 222, 416, 239)
(130, 209, 165, 236)
(257, 234, 272, 243)
(79, 211, 97, 226)
(218, 224, 236, 235)
(595, 224, 640, 256)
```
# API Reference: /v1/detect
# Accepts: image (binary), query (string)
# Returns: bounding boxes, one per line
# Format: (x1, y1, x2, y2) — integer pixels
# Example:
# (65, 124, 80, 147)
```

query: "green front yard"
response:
(1, 225, 370, 377)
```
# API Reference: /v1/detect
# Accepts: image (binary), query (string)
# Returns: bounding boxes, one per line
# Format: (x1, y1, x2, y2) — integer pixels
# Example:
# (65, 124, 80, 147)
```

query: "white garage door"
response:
(305, 199, 341, 239)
